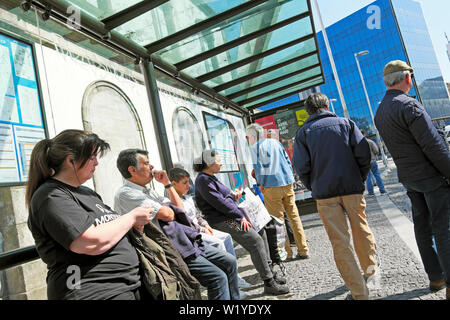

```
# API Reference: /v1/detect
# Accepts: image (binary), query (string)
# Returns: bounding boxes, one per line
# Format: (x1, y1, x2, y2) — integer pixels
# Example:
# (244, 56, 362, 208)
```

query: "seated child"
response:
(169, 168, 251, 289)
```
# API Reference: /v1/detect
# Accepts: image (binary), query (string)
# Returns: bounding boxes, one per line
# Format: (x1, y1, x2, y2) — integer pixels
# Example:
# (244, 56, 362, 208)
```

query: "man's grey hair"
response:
(305, 92, 329, 115)
(246, 123, 265, 141)
(384, 70, 410, 87)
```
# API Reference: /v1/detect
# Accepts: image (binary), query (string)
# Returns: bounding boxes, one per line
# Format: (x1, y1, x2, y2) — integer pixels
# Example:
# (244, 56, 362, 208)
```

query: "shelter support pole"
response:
(140, 59, 173, 171)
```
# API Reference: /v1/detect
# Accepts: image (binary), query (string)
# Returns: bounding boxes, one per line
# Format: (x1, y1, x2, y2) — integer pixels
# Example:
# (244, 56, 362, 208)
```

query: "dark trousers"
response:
(211, 220, 273, 281)
(285, 212, 296, 245)
(265, 219, 282, 264)
(185, 243, 240, 300)
(403, 176, 450, 286)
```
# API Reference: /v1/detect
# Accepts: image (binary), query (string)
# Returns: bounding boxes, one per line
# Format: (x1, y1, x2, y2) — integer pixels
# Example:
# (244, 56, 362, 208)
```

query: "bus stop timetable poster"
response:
(0, 32, 45, 184)
(203, 112, 239, 173)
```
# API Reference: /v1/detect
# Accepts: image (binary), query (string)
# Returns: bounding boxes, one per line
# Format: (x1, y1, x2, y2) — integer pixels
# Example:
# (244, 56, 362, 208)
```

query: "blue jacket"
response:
(251, 138, 295, 188)
(375, 90, 450, 183)
(159, 204, 205, 260)
(293, 112, 371, 199)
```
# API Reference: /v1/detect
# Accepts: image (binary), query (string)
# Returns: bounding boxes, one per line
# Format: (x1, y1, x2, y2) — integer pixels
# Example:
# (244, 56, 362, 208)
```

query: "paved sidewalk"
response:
(234, 159, 447, 300)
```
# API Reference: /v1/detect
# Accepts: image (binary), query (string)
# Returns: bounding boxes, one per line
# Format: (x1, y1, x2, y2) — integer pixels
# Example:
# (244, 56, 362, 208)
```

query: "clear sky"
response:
(312, 0, 450, 83)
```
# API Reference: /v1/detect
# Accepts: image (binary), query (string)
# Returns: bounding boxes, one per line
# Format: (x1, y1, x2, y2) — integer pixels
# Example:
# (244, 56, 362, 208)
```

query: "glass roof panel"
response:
(219, 54, 319, 96)
(154, 0, 309, 65)
(4, 0, 321, 114)
(202, 37, 317, 87)
(3, 3, 138, 70)
(233, 66, 322, 102)
(111, 0, 251, 46)
(68, 0, 143, 20)
(242, 76, 324, 109)
(181, 17, 312, 78)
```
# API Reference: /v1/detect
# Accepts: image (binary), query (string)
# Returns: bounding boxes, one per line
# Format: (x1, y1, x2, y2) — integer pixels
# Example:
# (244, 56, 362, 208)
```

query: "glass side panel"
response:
(242, 76, 323, 109)
(234, 66, 322, 102)
(219, 54, 319, 96)
(155, 0, 309, 65)
(202, 37, 317, 87)
(68, 0, 143, 20)
(181, 17, 312, 78)
(112, 0, 250, 46)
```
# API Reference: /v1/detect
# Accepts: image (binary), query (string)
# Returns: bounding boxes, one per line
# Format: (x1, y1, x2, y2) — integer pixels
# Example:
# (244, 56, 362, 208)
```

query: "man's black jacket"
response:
(293, 112, 371, 199)
(375, 89, 450, 183)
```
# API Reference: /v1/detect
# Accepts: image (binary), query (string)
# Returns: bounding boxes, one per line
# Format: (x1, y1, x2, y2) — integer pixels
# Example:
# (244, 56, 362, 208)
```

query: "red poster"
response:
(255, 115, 276, 131)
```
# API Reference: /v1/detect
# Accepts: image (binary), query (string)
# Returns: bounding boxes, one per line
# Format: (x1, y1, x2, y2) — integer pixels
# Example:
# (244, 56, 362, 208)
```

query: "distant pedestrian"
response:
(360, 129, 387, 196)
(293, 93, 378, 300)
(246, 123, 310, 261)
(375, 60, 450, 300)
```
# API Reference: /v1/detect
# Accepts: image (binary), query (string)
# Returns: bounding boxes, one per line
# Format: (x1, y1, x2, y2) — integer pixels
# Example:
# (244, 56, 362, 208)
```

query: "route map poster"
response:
(203, 112, 239, 173)
(0, 32, 46, 184)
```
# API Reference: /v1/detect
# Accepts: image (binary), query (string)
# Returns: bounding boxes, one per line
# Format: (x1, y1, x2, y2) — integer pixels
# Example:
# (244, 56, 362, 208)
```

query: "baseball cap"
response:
(383, 60, 414, 76)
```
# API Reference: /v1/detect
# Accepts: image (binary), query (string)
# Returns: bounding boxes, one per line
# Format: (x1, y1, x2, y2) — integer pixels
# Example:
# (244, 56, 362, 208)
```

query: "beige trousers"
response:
(263, 184, 309, 256)
(316, 194, 377, 300)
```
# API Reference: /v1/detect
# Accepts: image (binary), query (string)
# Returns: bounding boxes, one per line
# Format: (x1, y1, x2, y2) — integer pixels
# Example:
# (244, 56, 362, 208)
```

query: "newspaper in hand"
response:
(238, 188, 272, 232)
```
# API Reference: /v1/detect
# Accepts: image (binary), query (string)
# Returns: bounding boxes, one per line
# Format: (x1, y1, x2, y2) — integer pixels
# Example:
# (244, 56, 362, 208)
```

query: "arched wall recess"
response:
(82, 81, 146, 207)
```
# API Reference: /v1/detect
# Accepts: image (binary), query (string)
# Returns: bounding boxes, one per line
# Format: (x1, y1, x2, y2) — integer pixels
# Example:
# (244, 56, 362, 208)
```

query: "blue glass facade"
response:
(391, 0, 450, 122)
(315, 0, 450, 133)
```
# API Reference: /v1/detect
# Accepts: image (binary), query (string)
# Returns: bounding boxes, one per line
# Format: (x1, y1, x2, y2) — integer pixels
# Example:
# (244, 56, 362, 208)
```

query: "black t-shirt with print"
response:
(28, 179, 140, 300)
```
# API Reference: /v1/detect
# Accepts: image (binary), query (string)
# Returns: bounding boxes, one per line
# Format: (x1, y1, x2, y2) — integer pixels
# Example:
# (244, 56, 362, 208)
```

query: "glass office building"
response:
(314, 0, 450, 133)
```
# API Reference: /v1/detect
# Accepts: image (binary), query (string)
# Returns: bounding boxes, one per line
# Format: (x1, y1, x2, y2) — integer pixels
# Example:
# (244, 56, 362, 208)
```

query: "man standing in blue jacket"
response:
(375, 60, 450, 300)
(293, 93, 378, 300)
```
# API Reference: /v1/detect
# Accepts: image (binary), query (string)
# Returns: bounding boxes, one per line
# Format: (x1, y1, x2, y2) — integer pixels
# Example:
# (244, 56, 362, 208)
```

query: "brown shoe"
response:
(430, 279, 446, 292)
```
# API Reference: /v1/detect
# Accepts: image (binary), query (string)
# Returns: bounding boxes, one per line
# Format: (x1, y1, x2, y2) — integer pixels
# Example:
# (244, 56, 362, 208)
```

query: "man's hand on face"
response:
(152, 170, 171, 186)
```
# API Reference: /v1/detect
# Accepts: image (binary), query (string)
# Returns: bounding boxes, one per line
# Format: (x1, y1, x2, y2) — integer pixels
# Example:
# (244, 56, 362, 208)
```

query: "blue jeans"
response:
(366, 161, 386, 194)
(185, 243, 240, 300)
(403, 176, 450, 286)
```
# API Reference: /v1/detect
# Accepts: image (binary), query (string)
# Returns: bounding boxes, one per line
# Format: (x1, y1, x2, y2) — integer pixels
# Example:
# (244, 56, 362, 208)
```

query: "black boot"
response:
(264, 278, 290, 295)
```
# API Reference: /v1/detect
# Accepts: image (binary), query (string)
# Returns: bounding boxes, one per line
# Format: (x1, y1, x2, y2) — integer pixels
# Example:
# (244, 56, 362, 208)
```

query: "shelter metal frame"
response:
(145, 0, 269, 54)
(102, 0, 170, 31)
(0, 0, 324, 272)
(213, 50, 318, 92)
(174, 11, 311, 71)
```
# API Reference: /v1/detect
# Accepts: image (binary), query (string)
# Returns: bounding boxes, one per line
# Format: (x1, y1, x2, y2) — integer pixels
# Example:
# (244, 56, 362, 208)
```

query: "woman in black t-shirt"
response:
(26, 129, 153, 300)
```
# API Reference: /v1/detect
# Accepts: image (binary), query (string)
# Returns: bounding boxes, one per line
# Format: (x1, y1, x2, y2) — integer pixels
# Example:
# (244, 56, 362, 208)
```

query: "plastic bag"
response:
(272, 215, 287, 261)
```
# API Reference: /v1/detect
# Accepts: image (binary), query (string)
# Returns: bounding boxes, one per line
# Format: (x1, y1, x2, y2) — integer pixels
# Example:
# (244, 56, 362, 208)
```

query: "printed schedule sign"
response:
(0, 32, 46, 184)
(203, 113, 239, 173)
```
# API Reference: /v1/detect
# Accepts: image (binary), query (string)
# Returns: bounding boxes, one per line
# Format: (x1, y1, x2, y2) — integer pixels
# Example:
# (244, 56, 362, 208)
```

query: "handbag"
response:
(238, 187, 272, 232)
